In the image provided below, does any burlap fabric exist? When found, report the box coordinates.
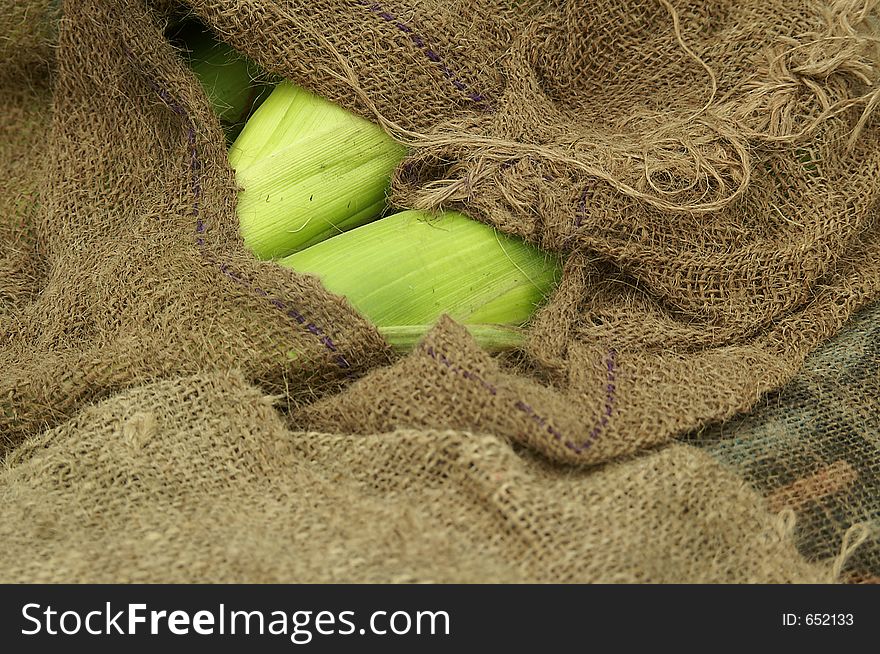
[1,0,878,581]
[0,370,830,583]
[0,0,56,329]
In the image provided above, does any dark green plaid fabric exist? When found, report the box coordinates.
[688,301,880,582]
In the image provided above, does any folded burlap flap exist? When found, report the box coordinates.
[0,370,834,583]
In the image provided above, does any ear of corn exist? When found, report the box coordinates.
[230,81,407,259]
[184,28,271,138]
[280,210,562,349]
[185,35,562,353]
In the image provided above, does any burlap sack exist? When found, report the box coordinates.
[0,370,832,583]
[0,0,878,582]
[2,0,879,466]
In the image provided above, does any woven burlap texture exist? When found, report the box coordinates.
[0,0,878,581]
[0,370,830,583]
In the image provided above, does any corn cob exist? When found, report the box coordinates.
[229,81,407,259]
[280,210,562,351]
[184,35,561,352]
[184,27,271,138]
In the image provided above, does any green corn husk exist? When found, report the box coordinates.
[280,210,562,351]
[184,28,271,138]
[378,324,528,353]
[230,81,407,259]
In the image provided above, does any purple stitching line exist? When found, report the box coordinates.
[355,0,492,111]
[423,344,617,453]
[126,47,351,370]
[424,345,499,396]
[217,264,352,370]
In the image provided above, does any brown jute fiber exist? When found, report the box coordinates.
[0,370,831,583]
[1,0,878,581]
